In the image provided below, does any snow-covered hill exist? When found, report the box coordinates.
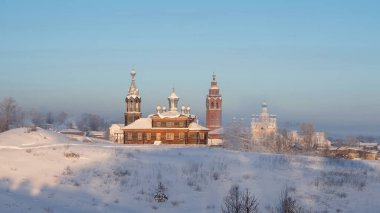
[0,128,379,213]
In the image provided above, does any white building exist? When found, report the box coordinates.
[251,102,277,141]
[109,124,124,143]
[287,131,331,149]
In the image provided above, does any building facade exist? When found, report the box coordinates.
[251,102,277,141]
[123,89,209,144]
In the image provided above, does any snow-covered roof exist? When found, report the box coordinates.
[188,122,209,131]
[359,142,378,147]
[158,111,181,118]
[110,124,124,128]
[123,118,152,130]
[209,127,224,135]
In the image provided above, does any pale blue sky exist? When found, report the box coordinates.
[1,0,379,136]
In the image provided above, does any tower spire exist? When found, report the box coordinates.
[128,68,139,97]
[168,88,179,111]
[125,67,142,126]
[211,72,218,88]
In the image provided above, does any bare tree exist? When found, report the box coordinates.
[222,185,242,213]
[276,187,302,213]
[241,189,259,213]
[222,185,259,213]
[300,123,314,151]
[0,97,18,132]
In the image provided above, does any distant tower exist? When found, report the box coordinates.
[206,72,222,130]
[168,88,180,111]
[124,68,142,126]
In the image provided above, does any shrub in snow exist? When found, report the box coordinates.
[62,166,73,176]
[64,152,80,159]
[276,186,303,213]
[222,184,259,213]
[154,182,168,203]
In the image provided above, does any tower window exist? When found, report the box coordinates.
[211,102,214,109]
[216,102,219,109]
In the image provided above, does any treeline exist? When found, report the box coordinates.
[0,97,109,133]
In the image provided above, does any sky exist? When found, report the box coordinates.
[1,0,379,137]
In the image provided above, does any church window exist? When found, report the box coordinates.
[199,133,205,140]
[216,102,219,109]
[146,133,151,140]
[211,102,214,109]
[166,133,174,140]
[179,132,185,140]
[138,133,143,140]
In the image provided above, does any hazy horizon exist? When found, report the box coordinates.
[1,1,379,137]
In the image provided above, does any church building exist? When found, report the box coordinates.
[120,69,209,145]
[251,102,277,141]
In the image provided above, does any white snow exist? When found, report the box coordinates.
[188,122,209,131]
[1,128,380,213]
[123,118,152,129]
[209,127,224,135]
[157,111,182,118]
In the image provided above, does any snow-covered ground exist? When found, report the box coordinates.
[0,128,379,213]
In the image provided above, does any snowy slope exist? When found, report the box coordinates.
[0,128,380,213]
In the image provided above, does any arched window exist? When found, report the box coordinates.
[211,102,214,109]
[130,99,134,111]
[216,102,219,109]
[128,100,132,111]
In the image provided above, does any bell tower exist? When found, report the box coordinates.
[206,72,222,130]
[124,68,142,126]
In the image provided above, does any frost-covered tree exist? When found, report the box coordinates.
[222,185,242,213]
[0,97,18,132]
[29,110,45,127]
[154,182,168,203]
[57,112,68,125]
[224,118,252,151]
[300,123,314,151]
[77,113,105,131]
[46,112,55,125]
